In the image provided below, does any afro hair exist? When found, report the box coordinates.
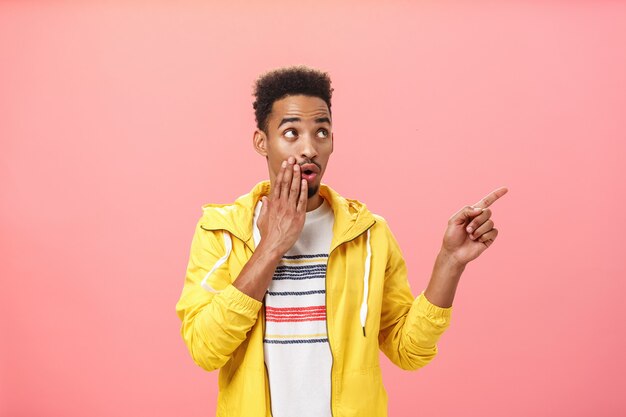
[252,65,334,133]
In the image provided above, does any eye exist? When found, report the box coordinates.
[284,129,297,139]
[317,129,329,138]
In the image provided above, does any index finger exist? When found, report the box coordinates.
[472,186,509,209]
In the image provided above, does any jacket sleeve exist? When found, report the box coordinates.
[175,217,262,372]
[377,220,453,371]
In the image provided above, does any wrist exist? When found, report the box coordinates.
[437,248,467,272]
[256,240,284,263]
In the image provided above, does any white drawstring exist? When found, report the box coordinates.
[200,231,232,293]
[360,228,372,336]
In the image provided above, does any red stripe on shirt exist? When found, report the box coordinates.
[266,316,327,323]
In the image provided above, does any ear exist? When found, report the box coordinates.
[253,129,268,157]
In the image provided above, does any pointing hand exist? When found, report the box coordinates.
[441,187,508,266]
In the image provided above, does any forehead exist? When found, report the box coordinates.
[269,94,330,120]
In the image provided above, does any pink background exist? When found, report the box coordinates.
[1,2,625,416]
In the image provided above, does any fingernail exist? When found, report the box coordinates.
[467,226,473,233]
[281,161,286,168]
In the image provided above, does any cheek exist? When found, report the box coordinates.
[269,159,281,178]
[267,153,289,178]
[267,139,292,159]
[268,144,296,165]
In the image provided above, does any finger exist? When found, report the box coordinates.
[273,160,287,199]
[289,164,302,205]
[472,186,509,209]
[469,219,494,240]
[465,208,492,234]
[449,205,484,226]
[477,228,498,246]
[297,179,308,213]
[281,158,294,199]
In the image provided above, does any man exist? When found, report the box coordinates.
[175,65,507,417]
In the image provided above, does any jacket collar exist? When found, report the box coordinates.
[200,180,376,252]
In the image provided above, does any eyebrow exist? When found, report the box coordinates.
[277,116,331,128]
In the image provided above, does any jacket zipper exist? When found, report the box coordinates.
[250,233,273,417]
[326,221,376,417]
[264,362,273,417]
[325,271,335,417]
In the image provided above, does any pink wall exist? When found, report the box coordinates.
[1,2,625,416]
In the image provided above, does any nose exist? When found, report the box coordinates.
[299,134,318,160]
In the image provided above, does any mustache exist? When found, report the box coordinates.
[298,160,321,170]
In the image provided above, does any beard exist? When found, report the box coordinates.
[307,183,319,198]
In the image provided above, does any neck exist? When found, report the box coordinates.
[306,193,323,212]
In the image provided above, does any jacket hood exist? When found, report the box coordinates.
[200,180,376,254]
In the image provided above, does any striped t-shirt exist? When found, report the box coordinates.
[252,197,334,417]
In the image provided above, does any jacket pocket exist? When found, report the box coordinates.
[337,365,388,417]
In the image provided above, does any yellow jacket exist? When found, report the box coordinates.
[176,180,453,416]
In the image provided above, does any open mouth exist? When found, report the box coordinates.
[300,163,319,181]
[301,171,317,181]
